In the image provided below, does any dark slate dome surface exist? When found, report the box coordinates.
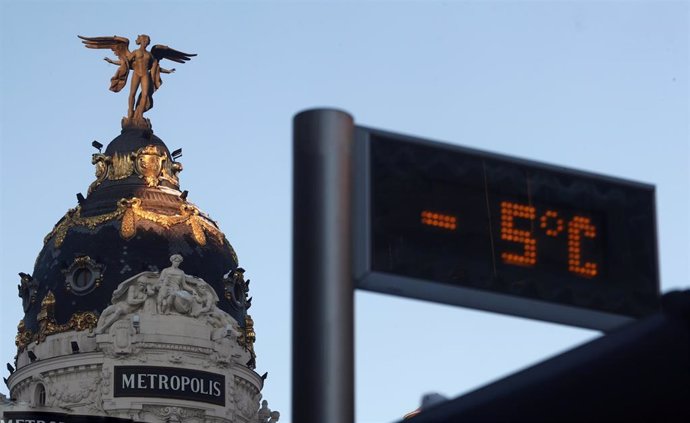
[104,128,167,156]
[22,128,244,335]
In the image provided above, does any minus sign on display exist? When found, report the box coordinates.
[420,210,457,231]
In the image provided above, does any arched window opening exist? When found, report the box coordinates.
[35,383,46,406]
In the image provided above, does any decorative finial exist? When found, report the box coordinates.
[78,34,196,129]
[37,290,56,323]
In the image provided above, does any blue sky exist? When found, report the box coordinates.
[1,1,688,422]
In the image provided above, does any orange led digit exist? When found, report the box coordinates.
[421,210,457,231]
[568,216,598,278]
[500,201,537,267]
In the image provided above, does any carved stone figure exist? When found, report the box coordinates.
[96,255,242,342]
[190,279,217,317]
[257,400,270,422]
[207,308,241,334]
[78,34,195,128]
[96,274,155,334]
[157,254,214,315]
[257,399,280,423]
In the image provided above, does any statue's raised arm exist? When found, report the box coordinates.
[78,34,196,129]
[78,35,131,93]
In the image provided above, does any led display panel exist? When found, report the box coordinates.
[354,127,660,330]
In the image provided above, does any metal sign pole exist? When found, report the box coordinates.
[292,109,355,423]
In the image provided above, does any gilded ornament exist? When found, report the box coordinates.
[44,197,227,248]
[121,199,224,245]
[89,147,182,190]
[43,207,79,246]
[87,153,111,194]
[44,205,125,247]
[240,314,257,368]
[37,290,56,323]
[135,144,166,187]
[84,208,122,229]
[119,198,138,239]
[172,162,183,174]
[67,311,100,332]
[171,162,184,184]
[159,167,179,186]
[189,217,206,245]
[15,320,33,351]
[244,314,256,345]
[158,160,183,187]
[28,300,100,348]
[110,152,135,180]
[130,199,190,227]
[15,332,33,350]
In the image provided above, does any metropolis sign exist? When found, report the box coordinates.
[353,126,660,331]
[114,366,225,406]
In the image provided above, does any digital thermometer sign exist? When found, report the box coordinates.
[354,127,660,331]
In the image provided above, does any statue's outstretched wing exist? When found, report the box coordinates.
[78,35,130,56]
[151,44,196,64]
[149,45,196,92]
[78,35,131,92]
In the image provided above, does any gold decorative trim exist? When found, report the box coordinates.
[15,320,32,351]
[240,314,257,368]
[37,290,56,323]
[33,311,100,347]
[44,198,226,248]
[88,153,111,195]
[43,205,124,247]
[17,292,101,348]
[134,145,166,187]
[165,161,183,186]
[67,311,100,332]
[88,145,183,192]
[110,152,135,180]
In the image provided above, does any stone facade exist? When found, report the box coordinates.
[4,257,278,423]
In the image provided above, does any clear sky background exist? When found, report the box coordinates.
[0,1,688,422]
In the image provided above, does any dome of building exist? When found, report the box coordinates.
[16,127,249,347]
[5,37,277,422]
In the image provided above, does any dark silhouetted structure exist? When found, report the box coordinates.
[404,290,690,423]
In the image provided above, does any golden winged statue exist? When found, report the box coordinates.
[79,34,196,128]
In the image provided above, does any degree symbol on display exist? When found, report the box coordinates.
[540,210,564,237]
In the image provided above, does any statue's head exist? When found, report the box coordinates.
[170,254,183,266]
[136,34,151,47]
